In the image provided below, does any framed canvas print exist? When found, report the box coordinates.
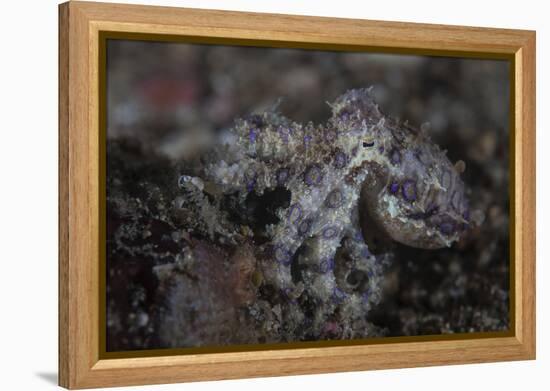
[58,1,536,389]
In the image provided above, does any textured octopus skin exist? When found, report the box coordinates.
[180,88,471,338]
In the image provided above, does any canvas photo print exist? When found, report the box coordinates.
[105,39,510,352]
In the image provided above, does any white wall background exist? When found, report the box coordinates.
[0,0,546,389]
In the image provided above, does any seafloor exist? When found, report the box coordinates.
[106,41,510,351]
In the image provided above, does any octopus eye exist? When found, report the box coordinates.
[362,140,375,148]
[401,179,417,202]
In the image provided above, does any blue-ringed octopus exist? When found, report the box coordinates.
[177,88,472,338]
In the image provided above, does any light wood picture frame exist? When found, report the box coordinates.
[59,1,536,389]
